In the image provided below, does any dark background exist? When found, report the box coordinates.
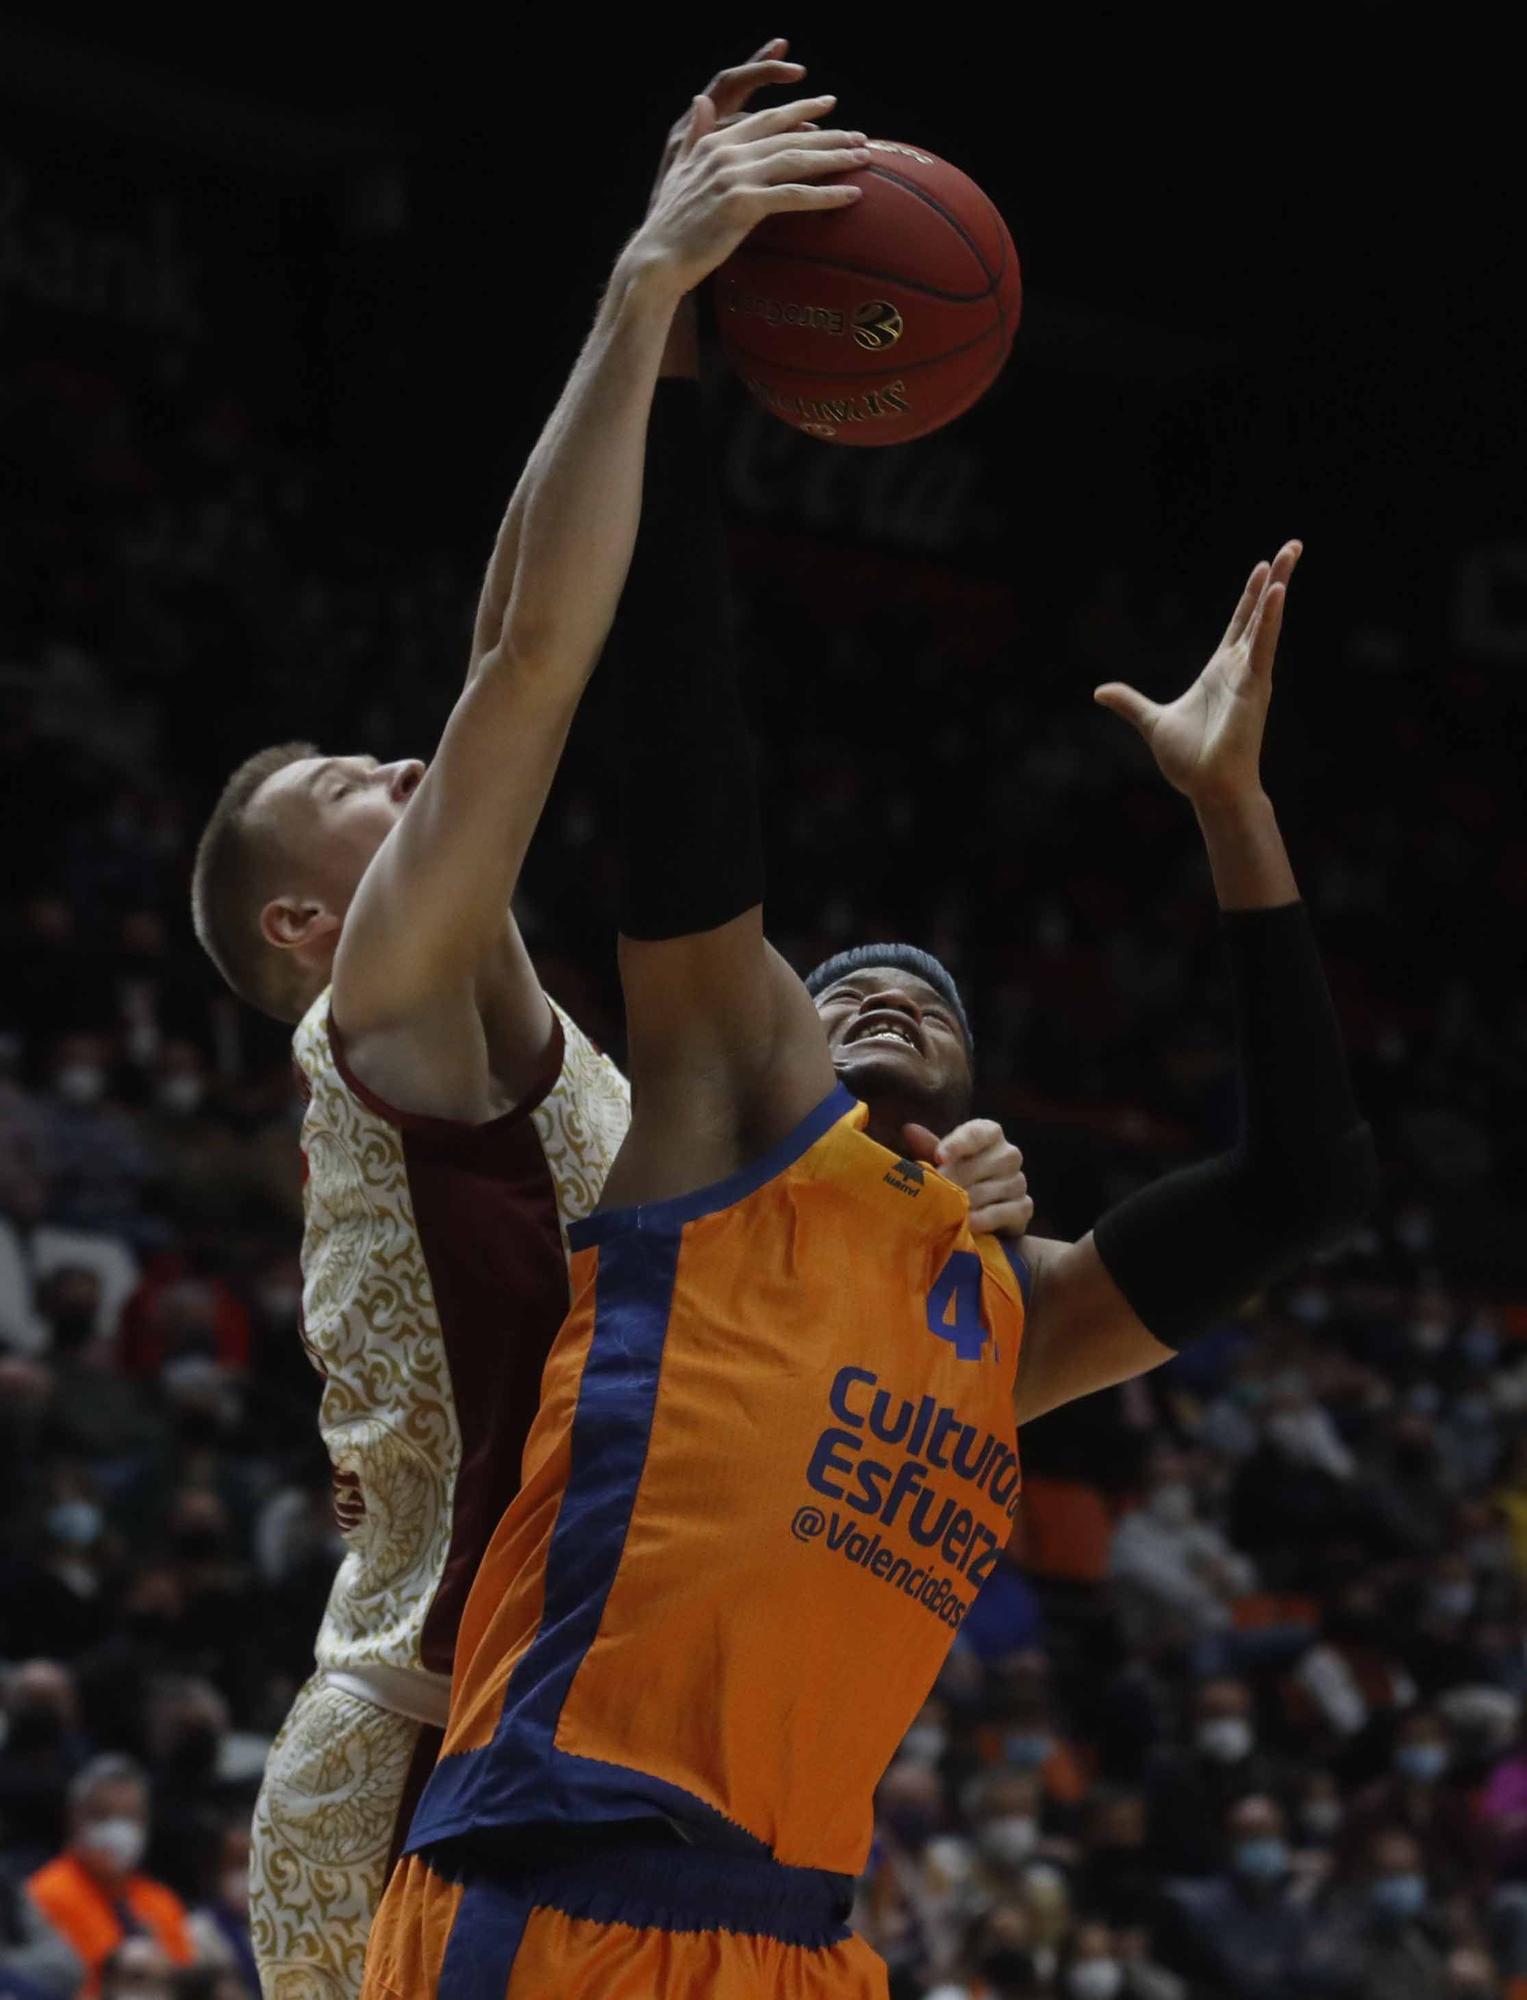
[2,8,1526,1998]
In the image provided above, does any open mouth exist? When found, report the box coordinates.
[842,1013,924,1058]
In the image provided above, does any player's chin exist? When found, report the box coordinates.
[833,1044,935,1101]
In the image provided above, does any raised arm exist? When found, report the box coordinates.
[1014,543,1378,1424]
[334,81,865,1043]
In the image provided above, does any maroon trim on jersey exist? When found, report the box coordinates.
[321,999,585,1674]
[406,1106,574,1674]
[325,1005,565,1165]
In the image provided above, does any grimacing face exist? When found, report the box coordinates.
[813,966,973,1130]
[255,754,425,930]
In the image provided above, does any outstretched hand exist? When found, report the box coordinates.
[1094,540,1302,806]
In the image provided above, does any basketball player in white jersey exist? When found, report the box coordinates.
[190,45,1031,2000]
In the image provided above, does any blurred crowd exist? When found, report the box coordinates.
[2,312,1524,2000]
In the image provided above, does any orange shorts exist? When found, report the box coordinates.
[361,1837,888,2000]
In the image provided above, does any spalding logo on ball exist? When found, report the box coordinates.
[713,139,1021,446]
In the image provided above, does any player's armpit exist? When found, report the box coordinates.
[602,927,836,1206]
[1013,1233,1175,1426]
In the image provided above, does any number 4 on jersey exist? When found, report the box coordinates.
[926,1250,989,1362]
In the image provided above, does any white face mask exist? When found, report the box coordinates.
[900,1724,948,1767]
[157,1074,205,1116]
[1197,1716,1254,1764]
[1069,1961,1124,2000]
[979,1814,1039,1867]
[56,1063,106,1106]
[79,1816,146,1873]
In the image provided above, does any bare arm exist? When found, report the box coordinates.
[335,83,860,1045]
[333,260,676,1038]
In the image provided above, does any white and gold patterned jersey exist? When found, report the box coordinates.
[291,993,629,1718]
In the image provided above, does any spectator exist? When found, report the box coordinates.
[1059,1917,1185,2000]
[1074,1790,1158,1934]
[185,1823,256,1999]
[1109,1447,1255,1654]
[1143,1676,1288,1876]
[925,1904,1043,2000]
[25,1755,195,1996]
[1339,1708,1486,1895]
[98,1937,176,2000]
[1159,1794,1319,2000]
[0,1662,84,1870]
[1311,1827,1449,2000]
[1286,1581,1419,1770]
[0,1853,82,2000]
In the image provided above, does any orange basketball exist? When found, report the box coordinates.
[712,138,1021,446]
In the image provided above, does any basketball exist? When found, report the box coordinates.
[712,138,1021,446]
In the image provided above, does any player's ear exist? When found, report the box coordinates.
[261,895,340,957]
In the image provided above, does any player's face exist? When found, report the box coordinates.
[260,753,425,913]
[814,967,974,1130]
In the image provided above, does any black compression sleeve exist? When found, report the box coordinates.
[613,378,763,942]
[1091,902,1378,1349]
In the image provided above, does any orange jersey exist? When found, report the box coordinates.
[406,1084,1027,1878]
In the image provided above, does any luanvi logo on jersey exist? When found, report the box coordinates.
[883,1158,925,1199]
[852,300,903,350]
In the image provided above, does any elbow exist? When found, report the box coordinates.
[473,624,591,701]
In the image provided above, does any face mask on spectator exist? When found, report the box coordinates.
[979,1814,1039,1867]
[1067,1961,1124,2000]
[1300,1798,1343,1841]
[901,1724,947,1766]
[1234,1836,1289,1883]
[49,1500,103,1548]
[260,1283,302,1325]
[1147,1482,1193,1528]
[1395,1742,1449,1784]
[1461,1319,1500,1369]
[221,1870,249,1912]
[1197,1716,1254,1764]
[78,1816,147,1872]
[1395,1210,1433,1254]
[1287,1284,1331,1325]
[1429,1581,1475,1622]
[1410,1315,1449,1355]
[156,1074,205,1116]
[1370,1873,1427,1922]
[55,1062,106,1105]
[1003,1732,1052,1770]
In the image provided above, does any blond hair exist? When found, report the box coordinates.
[190,741,318,1022]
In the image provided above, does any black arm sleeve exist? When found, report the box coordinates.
[1091,901,1378,1349]
[613,378,764,942]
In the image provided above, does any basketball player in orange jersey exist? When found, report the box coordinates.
[188,43,1031,2000]
[360,144,1378,2000]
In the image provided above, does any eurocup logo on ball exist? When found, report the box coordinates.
[713,136,1022,445]
[852,302,903,351]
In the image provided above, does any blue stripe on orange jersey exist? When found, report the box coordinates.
[408,1082,1025,1875]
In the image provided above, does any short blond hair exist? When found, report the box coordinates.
[191,741,318,1022]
